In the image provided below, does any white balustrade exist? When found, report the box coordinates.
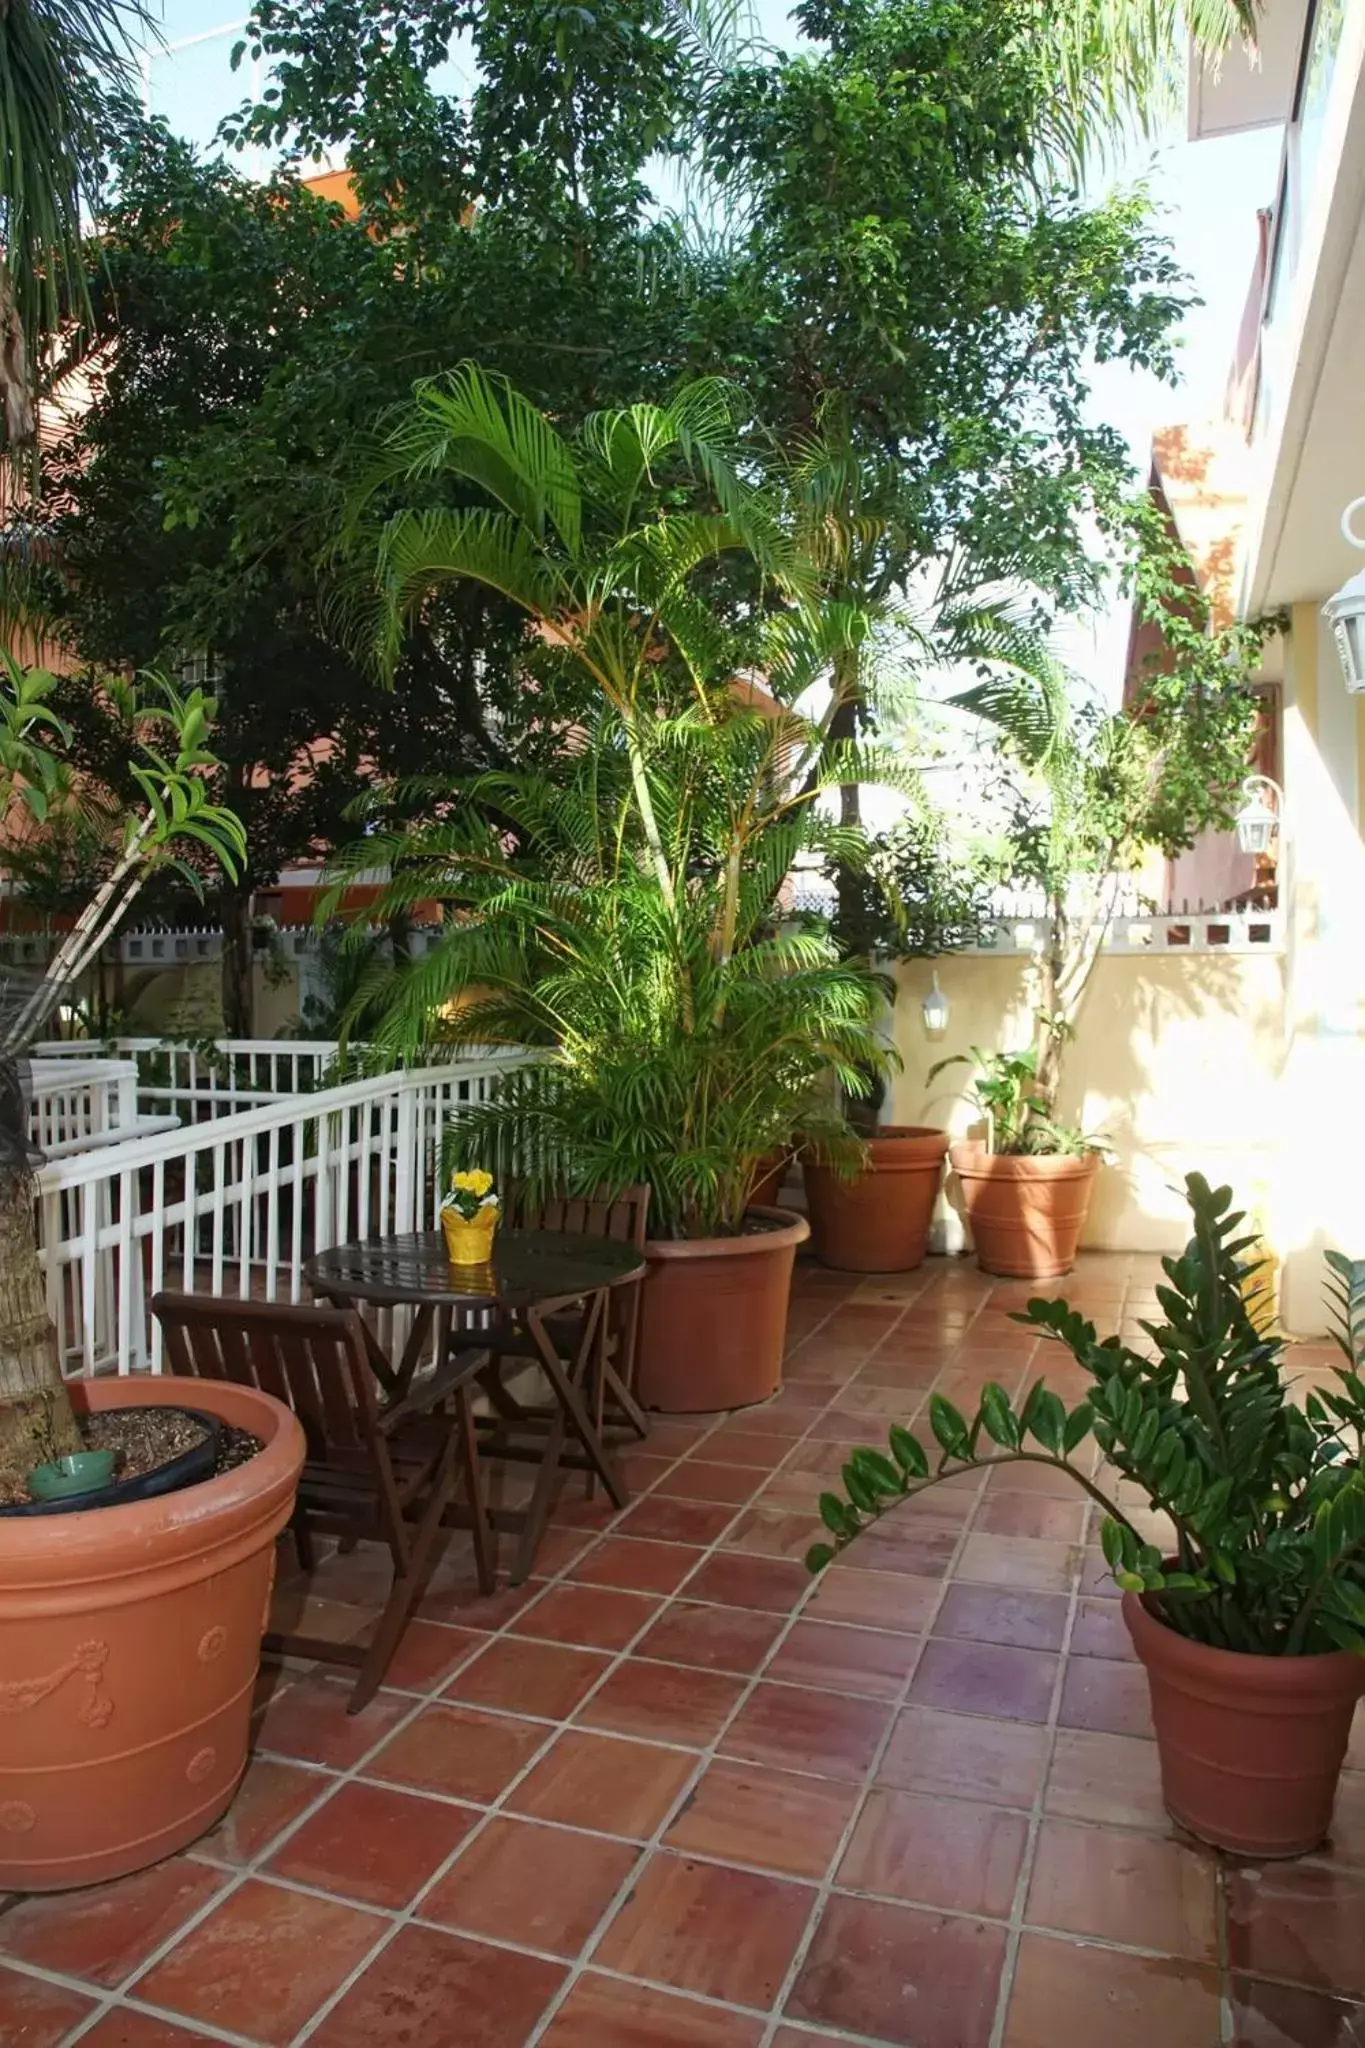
[35,1050,531,1379]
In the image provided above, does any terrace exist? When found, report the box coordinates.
[2,1251,1360,2048]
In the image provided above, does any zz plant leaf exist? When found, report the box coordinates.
[806,1173,1365,1658]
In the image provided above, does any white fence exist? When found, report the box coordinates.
[36,1050,530,1378]
[28,1059,141,1159]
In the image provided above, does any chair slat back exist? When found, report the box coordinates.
[152,1292,378,1460]
[509,1182,650,1249]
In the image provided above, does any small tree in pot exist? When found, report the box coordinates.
[809,1173,1365,1857]
[935,528,1273,1277]
[329,367,902,1410]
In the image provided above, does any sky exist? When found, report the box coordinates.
[140,0,1285,715]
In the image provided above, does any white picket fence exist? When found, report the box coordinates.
[35,1049,531,1378]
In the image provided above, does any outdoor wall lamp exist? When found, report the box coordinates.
[1235,774,1284,856]
[921,970,950,1039]
[1324,497,1365,694]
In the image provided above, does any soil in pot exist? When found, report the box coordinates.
[637,1205,810,1414]
[0,1407,262,1517]
[803,1126,948,1273]
[1123,1589,1365,1857]
[950,1141,1099,1280]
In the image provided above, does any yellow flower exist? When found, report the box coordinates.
[450,1169,494,1197]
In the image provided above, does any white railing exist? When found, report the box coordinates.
[28,1059,141,1157]
[36,1050,532,1378]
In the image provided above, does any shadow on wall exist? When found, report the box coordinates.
[890,949,1286,1266]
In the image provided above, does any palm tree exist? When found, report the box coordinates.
[1041,0,1263,167]
[0,0,149,447]
[329,367,910,1233]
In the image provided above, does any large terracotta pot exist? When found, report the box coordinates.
[1123,1590,1365,1857]
[637,1206,810,1413]
[747,1149,791,1211]
[0,1374,305,1892]
[803,1126,948,1273]
[949,1141,1099,1279]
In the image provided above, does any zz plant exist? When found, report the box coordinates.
[809,1174,1365,1658]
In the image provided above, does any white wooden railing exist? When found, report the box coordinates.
[35,1050,531,1378]
[28,1059,141,1158]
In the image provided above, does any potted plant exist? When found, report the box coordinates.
[809,1173,1365,1858]
[802,812,996,1273]
[0,662,306,1891]
[331,368,897,1411]
[932,1034,1104,1279]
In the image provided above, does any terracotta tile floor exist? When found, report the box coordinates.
[5,1252,1365,2048]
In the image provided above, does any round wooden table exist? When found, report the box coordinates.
[305,1229,648,1580]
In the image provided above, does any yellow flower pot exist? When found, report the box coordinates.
[441,1207,499,1265]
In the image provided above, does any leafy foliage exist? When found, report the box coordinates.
[809,1173,1365,1659]
[829,810,998,961]
[328,370,901,1237]
[928,1038,1097,1158]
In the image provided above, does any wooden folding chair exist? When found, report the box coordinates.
[503,1181,651,1420]
[152,1291,496,1713]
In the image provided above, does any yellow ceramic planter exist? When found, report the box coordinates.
[441,1208,499,1265]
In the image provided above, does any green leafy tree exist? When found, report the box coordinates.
[810,1173,1365,1659]
[0,661,243,1488]
[327,369,905,1234]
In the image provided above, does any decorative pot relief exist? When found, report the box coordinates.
[0,1640,113,1729]
[197,1625,228,1664]
[185,1747,217,1784]
[0,1802,36,1834]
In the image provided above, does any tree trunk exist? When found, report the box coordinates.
[827,688,863,939]
[0,1168,79,1486]
[220,887,255,1040]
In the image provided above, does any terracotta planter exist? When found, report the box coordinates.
[1123,1590,1365,1857]
[803,1126,948,1273]
[0,1374,305,1892]
[747,1149,791,1211]
[637,1206,810,1413]
[949,1141,1099,1280]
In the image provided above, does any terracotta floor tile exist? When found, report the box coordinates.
[877,1706,1049,1809]
[1227,1863,1365,1998]
[645,1421,720,1457]
[974,1492,1089,1542]
[445,1636,612,1719]
[690,1429,799,1468]
[617,1497,739,1545]
[683,1554,811,1613]
[986,1461,1087,1500]
[653,1460,767,1505]
[664,1758,858,1879]
[766,1618,920,1699]
[422,1817,638,1956]
[529,1524,600,1574]
[569,1536,707,1596]
[1044,1727,1168,1831]
[850,1525,959,1579]
[379,1620,484,1692]
[594,1850,813,2007]
[934,1584,1069,1654]
[725,1507,823,1563]
[1230,1975,1365,2045]
[806,1566,938,1634]
[636,1601,786,1674]
[418,1577,547,1632]
[76,2012,218,2048]
[365,1702,547,1803]
[0,1967,95,2047]
[193,1755,328,1865]
[130,1878,381,2045]
[787,1891,1006,2048]
[252,1671,412,1768]
[1003,1932,1222,2048]
[540,1972,765,2046]
[1070,1597,1138,1660]
[957,1533,1080,1594]
[575,1659,745,1745]
[908,1637,1058,1723]
[506,1729,696,1838]
[266,1779,479,1908]
[1057,1657,1154,1739]
[838,1788,1029,1918]
[722,1683,891,1781]
[307,1922,565,2048]
[515,1583,663,1651]
[0,1857,227,1987]
[1027,1819,1217,1961]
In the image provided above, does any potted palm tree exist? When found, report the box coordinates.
[810,1173,1365,1858]
[330,367,898,1409]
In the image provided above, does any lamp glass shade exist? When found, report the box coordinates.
[1325,569,1365,694]
[1235,796,1277,857]
[921,986,950,1038]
